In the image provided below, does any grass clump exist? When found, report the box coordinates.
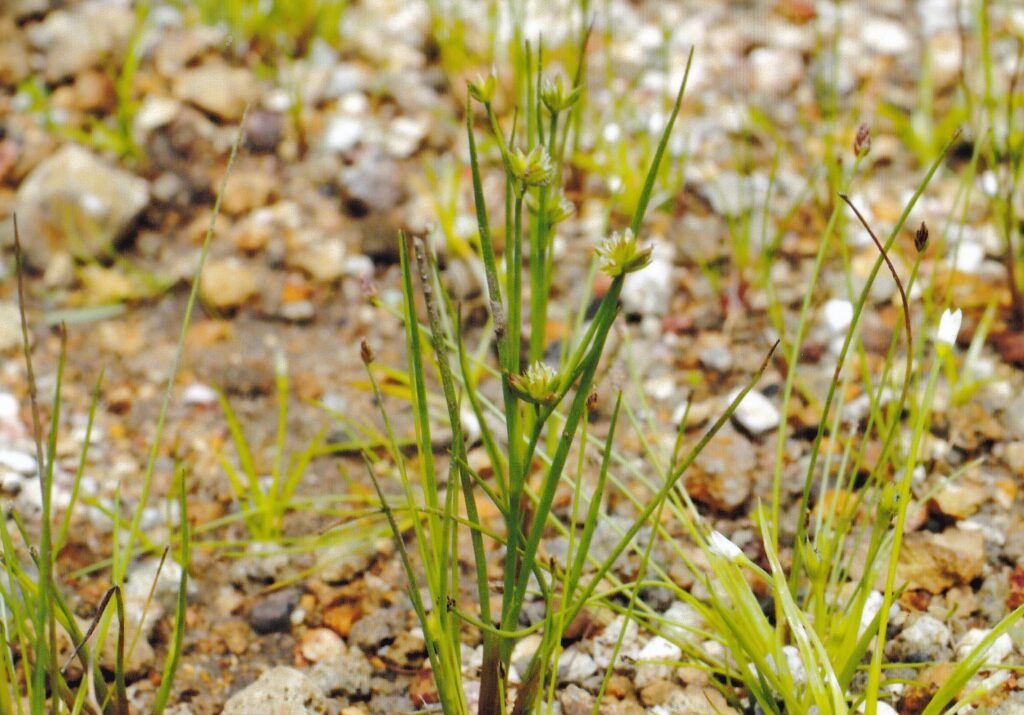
[353,32,792,712]
[216,352,325,543]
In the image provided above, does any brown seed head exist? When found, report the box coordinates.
[915,221,929,253]
[360,339,375,365]
[853,124,871,157]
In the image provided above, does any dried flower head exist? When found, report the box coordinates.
[508,145,554,187]
[595,228,652,277]
[853,124,871,156]
[915,221,929,253]
[509,361,559,404]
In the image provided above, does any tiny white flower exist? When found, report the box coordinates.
[707,530,743,561]
[936,308,962,348]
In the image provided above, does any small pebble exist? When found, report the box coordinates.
[0,448,36,475]
[728,389,780,434]
[183,382,218,406]
[956,628,1014,663]
[249,587,301,634]
[299,627,346,663]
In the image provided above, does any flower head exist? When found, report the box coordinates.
[526,189,575,224]
[509,361,559,404]
[936,308,962,350]
[508,145,554,187]
[595,228,652,277]
[707,530,744,562]
[540,74,582,114]
[468,71,497,103]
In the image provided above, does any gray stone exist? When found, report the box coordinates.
[316,540,375,583]
[339,148,405,212]
[898,614,951,662]
[592,615,640,671]
[248,587,300,634]
[24,2,135,82]
[222,667,329,715]
[309,647,372,698]
[559,684,595,715]
[5,145,149,269]
[349,607,398,651]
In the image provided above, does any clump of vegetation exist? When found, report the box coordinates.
[359,32,1024,715]
[183,0,347,59]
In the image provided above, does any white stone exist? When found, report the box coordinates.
[385,116,428,158]
[823,299,854,334]
[950,241,985,273]
[749,47,804,95]
[183,383,218,406]
[556,648,598,684]
[728,389,780,434]
[322,115,364,154]
[0,448,36,475]
[639,635,682,662]
[860,18,912,55]
[782,645,805,684]
[956,628,1014,664]
[857,701,898,715]
[0,392,18,422]
[510,634,542,679]
[662,601,705,643]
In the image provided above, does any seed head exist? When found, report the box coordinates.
[914,221,929,253]
[853,124,871,156]
[360,339,375,365]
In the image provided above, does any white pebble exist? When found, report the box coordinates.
[639,636,682,662]
[0,448,37,475]
[183,382,218,406]
[822,299,854,334]
[956,628,1014,664]
[728,389,780,434]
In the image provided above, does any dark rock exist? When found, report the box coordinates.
[248,587,300,634]
[245,109,284,153]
